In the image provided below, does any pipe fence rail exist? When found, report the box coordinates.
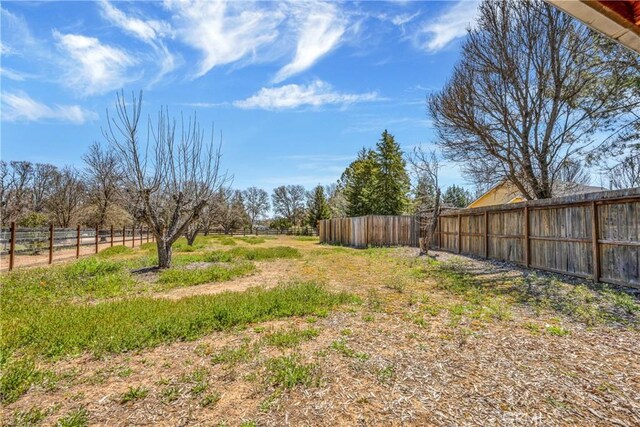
[319,187,640,289]
[1,224,317,271]
[1,223,153,271]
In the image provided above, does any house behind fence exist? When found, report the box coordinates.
[318,187,640,289]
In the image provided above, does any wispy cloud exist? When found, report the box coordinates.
[178,101,229,108]
[0,67,34,81]
[53,30,137,95]
[99,0,170,43]
[273,2,346,83]
[165,0,283,78]
[391,12,420,27]
[343,116,432,134]
[99,0,176,83]
[234,80,379,110]
[1,7,38,56]
[415,0,479,52]
[1,92,97,124]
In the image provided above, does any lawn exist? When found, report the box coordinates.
[1,235,639,426]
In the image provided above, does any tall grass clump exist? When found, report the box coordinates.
[97,245,135,257]
[236,236,265,245]
[229,246,301,261]
[1,257,136,305]
[1,282,357,360]
[158,262,256,287]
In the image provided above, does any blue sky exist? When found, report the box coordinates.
[1,0,480,193]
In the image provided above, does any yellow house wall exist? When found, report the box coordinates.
[467,182,523,208]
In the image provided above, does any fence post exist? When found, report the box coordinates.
[484,211,489,258]
[524,205,530,268]
[146,227,149,243]
[140,227,143,245]
[437,216,441,249]
[95,224,99,254]
[110,225,114,247]
[591,201,600,282]
[457,214,462,254]
[122,226,126,245]
[49,223,54,264]
[76,225,81,258]
[9,221,16,271]
[132,225,135,248]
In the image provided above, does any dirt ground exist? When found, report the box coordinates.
[3,237,640,426]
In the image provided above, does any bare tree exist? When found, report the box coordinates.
[409,147,441,256]
[271,185,306,226]
[104,91,228,268]
[325,183,347,218]
[429,0,640,200]
[82,142,124,228]
[217,189,248,234]
[47,167,85,227]
[0,161,10,225]
[31,163,58,213]
[3,161,33,223]
[243,187,270,232]
[607,149,640,189]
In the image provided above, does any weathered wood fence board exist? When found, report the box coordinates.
[318,188,640,288]
[319,215,419,248]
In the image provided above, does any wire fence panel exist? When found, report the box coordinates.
[1,224,314,271]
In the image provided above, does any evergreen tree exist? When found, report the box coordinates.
[307,185,331,226]
[340,148,378,216]
[372,130,409,215]
[442,185,472,208]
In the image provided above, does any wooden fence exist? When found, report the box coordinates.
[318,215,420,248]
[318,187,640,288]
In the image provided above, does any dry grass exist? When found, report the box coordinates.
[2,236,639,426]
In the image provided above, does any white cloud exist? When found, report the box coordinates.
[53,30,137,95]
[0,67,31,81]
[165,0,283,78]
[99,1,175,83]
[416,0,479,52]
[233,80,378,110]
[1,7,38,56]
[273,2,346,83]
[1,92,96,124]
[99,0,171,43]
[391,12,420,27]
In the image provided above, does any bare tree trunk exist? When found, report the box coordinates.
[420,188,441,256]
[157,239,173,269]
[420,188,440,255]
[185,224,200,246]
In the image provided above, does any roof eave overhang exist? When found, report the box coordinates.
[546,0,640,53]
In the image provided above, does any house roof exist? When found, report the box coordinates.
[467,180,606,208]
[546,0,640,53]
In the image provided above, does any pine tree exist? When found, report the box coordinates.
[307,185,331,226]
[372,130,409,215]
[340,148,378,216]
[442,185,472,208]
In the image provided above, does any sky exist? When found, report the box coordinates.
[0,0,480,193]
